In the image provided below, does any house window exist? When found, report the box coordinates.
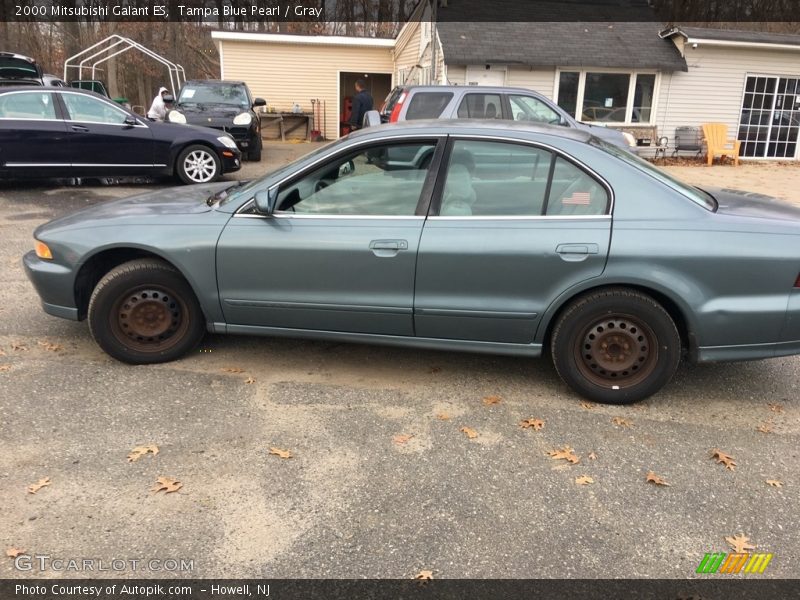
[557,72,579,118]
[556,70,657,124]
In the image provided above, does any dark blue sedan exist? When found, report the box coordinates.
[0,87,241,184]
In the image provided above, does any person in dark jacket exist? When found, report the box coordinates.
[348,79,373,130]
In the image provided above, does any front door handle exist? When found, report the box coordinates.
[71,125,89,132]
[369,239,408,257]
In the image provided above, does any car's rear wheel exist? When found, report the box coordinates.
[551,288,681,404]
[88,259,205,364]
[176,144,221,184]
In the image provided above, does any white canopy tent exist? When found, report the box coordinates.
[63,35,186,97]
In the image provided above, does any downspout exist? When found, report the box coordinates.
[431,0,437,84]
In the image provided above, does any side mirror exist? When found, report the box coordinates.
[253,98,266,108]
[254,188,278,216]
[362,110,381,128]
[338,160,355,177]
[123,116,138,127]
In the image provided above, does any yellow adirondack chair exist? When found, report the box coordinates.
[702,123,741,166]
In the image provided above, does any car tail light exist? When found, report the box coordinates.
[389,91,407,123]
[795,273,800,288]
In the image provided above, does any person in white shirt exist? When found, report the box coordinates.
[147,86,169,121]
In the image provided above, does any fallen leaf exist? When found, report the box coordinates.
[547,446,580,464]
[519,418,544,430]
[11,342,27,351]
[580,402,595,410]
[766,479,783,488]
[460,427,478,439]
[756,423,773,434]
[768,403,784,413]
[127,444,159,462]
[711,448,737,471]
[150,477,182,494]
[0,349,6,356]
[269,447,293,459]
[414,570,434,580]
[6,547,26,559]
[588,452,598,461]
[725,534,755,554]
[27,477,51,494]
[37,340,62,352]
[436,412,450,421]
[575,475,594,485]
[222,367,245,373]
[646,471,671,486]
[244,376,256,384]
[611,416,633,428]
[482,395,502,406]
[393,434,414,445]
[0,364,11,372]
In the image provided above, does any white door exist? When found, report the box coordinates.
[465,66,506,87]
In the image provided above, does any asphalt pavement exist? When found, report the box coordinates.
[0,146,798,580]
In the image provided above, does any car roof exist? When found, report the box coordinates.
[350,118,594,144]
[183,80,247,86]
[0,85,114,101]
[396,85,548,95]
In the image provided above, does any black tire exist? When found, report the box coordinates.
[248,137,262,162]
[88,259,205,364]
[550,288,681,404]
[175,144,221,185]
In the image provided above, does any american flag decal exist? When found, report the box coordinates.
[563,191,591,205]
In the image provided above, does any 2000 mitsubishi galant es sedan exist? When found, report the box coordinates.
[24,121,800,404]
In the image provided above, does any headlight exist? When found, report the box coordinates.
[622,132,637,147]
[217,136,237,149]
[167,111,186,124]
[233,112,252,126]
[35,240,52,260]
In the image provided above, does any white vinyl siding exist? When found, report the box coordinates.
[506,68,557,98]
[656,44,800,157]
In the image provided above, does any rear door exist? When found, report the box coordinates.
[414,137,612,344]
[0,90,70,176]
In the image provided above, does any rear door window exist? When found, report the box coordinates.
[0,91,57,120]
[457,93,503,119]
[405,92,453,120]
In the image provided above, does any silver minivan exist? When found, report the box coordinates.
[380,85,638,152]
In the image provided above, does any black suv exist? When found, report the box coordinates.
[170,80,266,161]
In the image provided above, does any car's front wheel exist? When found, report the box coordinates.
[88,259,205,364]
[248,136,262,162]
[550,288,681,404]
[176,144,221,184]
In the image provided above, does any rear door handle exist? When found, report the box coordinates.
[556,243,599,262]
[71,125,89,132]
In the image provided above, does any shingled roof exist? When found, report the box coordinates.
[436,21,687,71]
[660,26,800,48]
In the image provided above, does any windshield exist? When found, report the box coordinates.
[178,82,250,108]
[218,139,347,207]
[590,137,717,211]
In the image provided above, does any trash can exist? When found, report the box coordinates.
[113,97,131,110]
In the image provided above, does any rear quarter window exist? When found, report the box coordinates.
[405,92,453,120]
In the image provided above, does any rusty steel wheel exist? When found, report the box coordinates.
[88,259,205,364]
[551,288,681,405]
[109,287,189,353]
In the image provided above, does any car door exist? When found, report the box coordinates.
[414,137,612,344]
[0,90,70,176]
[216,137,443,335]
[60,91,155,176]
